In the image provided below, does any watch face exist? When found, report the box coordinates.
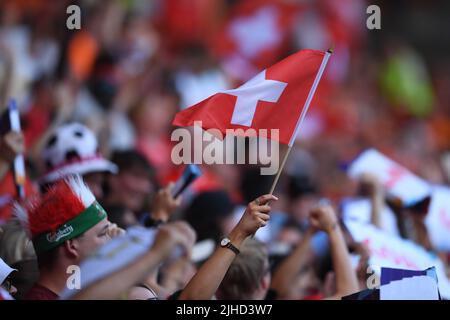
[221,238,230,246]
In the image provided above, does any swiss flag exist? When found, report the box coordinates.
[173,49,330,145]
[213,0,299,72]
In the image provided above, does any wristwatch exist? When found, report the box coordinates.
[220,237,240,255]
[144,216,164,228]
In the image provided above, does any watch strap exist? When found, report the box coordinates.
[223,241,240,255]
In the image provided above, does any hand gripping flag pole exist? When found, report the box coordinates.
[268,48,333,195]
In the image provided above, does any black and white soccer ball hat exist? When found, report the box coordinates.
[39,122,118,184]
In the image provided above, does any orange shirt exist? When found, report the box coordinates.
[0,171,37,223]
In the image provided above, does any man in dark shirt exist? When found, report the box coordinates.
[25,283,58,300]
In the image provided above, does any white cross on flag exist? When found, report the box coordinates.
[173,49,331,146]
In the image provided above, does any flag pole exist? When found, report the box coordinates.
[269,145,292,195]
[268,48,333,195]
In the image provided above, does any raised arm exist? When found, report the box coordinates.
[71,221,195,300]
[148,182,182,224]
[178,194,278,300]
[359,173,384,228]
[270,228,314,298]
[0,131,25,181]
[309,205,359,299]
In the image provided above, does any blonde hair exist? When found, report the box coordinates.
[217,238,269,300]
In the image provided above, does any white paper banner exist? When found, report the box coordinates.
[344,220,450,299]
[348,149,431,206]
[8,100,26,199]
[380,274,439,300]
[425,185,450,252]
[341,197,400,237]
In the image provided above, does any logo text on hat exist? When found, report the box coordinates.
[46,225,74,243]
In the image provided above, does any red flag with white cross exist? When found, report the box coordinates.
[172,49,331,146]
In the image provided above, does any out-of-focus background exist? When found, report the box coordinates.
[1,0,449,197]
[0,0,450,300]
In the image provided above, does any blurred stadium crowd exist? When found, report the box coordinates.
[0,0,449,300]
